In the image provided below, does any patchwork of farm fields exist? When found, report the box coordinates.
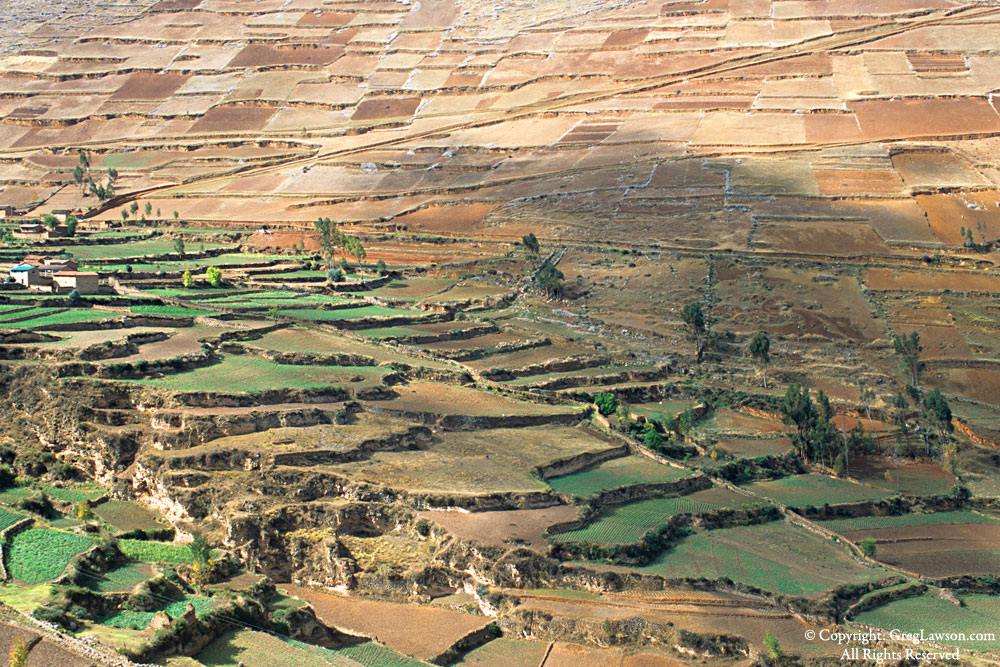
[6,0,1000,658]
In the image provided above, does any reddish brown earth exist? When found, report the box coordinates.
[280,586,491,661]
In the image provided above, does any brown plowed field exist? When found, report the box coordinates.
[352,97,422,121]
[110,73,190,100]
[279,586,491,661]
[189,106,276,134]
[842,524,1000,576]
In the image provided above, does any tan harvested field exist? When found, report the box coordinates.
[280,586,491,661]
[324,426,617,495]
[419,505,579,552]
[251,326,455,370]
[368,382,580,419]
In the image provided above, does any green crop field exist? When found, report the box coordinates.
[818,511,1000,533]
[855,593,1000,649]
[84,561,153,593]
[197,290,301,302]
[0,487,32,505]
[332,641,431,667]
[144,288,241,297]
[0,304,30,313]
[65,239,229,260]
[7,529,92,583]
[94,501,165,534]
[637,522,883,596]
[0,508,24,532]
[547,456,693,498]
[0,309,117,329]
[740,474,894,507]
[454,638,549,667]
[197,630,429,667]
[126,356,388,392]
[119,539,197,564]
[40,483,104,503]
[355,326,419,338]
[278,305,415,321]
[103,596,217,630]
[0,307,57,322]
[551,487,751,545]
[129,305,218,318]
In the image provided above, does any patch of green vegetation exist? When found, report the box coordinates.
[39,483,104,503]
[65,239,229,260]
[0,309,117,329]
[740,474,893,507]
[119,539,197,564]
[547,457,692,498]
[84,561,152,593]
[122,356,387,393]
[855,593,1000,649]
[94,501,166,534]
[278,305,414,321]
[637,523,882,596]
[7,529,92,583]
[103,596,218,630]
[818,511,1000,533]
[129,305,218,318]
[0,307,57,322]
[0,507,25,531]
[551,493,743,545]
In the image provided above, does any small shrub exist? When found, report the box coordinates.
[595,392,618,416]
[860,537,877,559]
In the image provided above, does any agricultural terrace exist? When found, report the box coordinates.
[0,508,23,532]
[119,539,204,564]
[281,585,491,662]
[740,474,895,507]
[452,638,549,667]
[828,513,1000,577]
[550,487,752,545]
[855,593,1000,650]
[637,523,886,596]
[276,305,417,321]
[326,426,619,495]
[40,483,104,503]
[120,356,390,393]
[546,456,693,498]
[198,630,431,667]
[0,309,115,329]
[84,562,155,593]
[848,456,956,496]
[103,596,218,630]
[366,382,579,418]
[93,500,168,534]
[61,239,229,260]
[7,529,92,583]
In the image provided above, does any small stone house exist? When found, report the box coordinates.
[52,270,100,294]
[13,224,46,240]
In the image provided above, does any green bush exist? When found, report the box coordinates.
[595,392,618,416]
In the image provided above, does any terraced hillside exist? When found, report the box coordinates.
[2,0,1000,665]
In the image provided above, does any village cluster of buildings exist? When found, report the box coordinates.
[8,255,100,294]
